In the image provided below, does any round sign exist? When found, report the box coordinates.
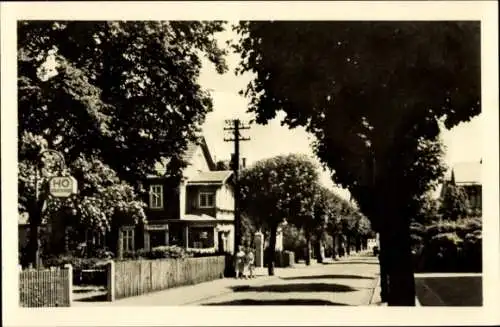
[49,176,78,197]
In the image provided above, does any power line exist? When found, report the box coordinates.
[223,119,250,260]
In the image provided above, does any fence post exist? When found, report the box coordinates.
[106,261,115,301]
[64,264,73,306]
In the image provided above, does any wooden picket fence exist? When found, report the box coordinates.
[113,256,225,300]
[19,266,72,307]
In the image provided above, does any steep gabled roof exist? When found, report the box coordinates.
[149,136,216,177]
[184,137,216,171]
[446,161,482,185]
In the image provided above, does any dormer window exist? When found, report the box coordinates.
[149,184,163,209]
[199,192,215,208]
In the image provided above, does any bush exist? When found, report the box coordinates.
[282,224,306,261]
[42,255,108,270]
[150,245,192,259]
[119,246,192,260]
[118,246,222,260]
[186,248,217,257]
[413,217,482,273]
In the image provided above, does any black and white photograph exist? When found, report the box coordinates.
[2,1,499,326]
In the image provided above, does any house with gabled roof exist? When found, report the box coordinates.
[119,137,236,255]
[440,160,482,215]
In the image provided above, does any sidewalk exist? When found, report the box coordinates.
[74,270,280,306]
[74,252,379,306]
[369,275,422,306]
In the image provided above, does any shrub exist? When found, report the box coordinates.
[282,224,307,261]
[148,245,192,259]
[414,217,482,273]
[186,248,217,257]
[42,255,107,270]
[118,246,223,260]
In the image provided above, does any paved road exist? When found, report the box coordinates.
[74,254,380,306]
[193,255,380,306]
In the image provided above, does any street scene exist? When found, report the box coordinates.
[13,13,485,312]
[75,254,381,306]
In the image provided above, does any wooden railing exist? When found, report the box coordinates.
[19,265,72,307]
[111,256,225,300]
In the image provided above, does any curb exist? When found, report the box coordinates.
[368,276,422,307]
[368,275,382,306]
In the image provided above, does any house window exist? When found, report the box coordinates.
[149,184,163,209]
[189,227,214,248]
[121,228,135,252]
[199,192,215,208]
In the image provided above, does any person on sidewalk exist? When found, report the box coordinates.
[235,246,246,279]
[245,247,255,278]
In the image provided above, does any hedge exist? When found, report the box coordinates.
[412,217,482,272]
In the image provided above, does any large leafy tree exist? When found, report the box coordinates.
[412,192,442,225]
[293,184,346,264]
[18,21,228,265]
[239,154,320,275]
[234,21,479,305]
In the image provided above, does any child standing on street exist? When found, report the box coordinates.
[235,246,246,279]
[246,248,255,278]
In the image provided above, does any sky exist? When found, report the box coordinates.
[198,26,482,201]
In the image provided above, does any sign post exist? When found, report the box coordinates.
[49,176,78,198]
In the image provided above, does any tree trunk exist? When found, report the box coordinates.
[331,233,337,259]
[337,235,344,257]
[378,231,389,303]
[346,234,351,256]
[385,219,416,306]
[27,204,43,268]
[305,231,311,265]
[355,235,361,252]
[316,240,323,264]
[267,224,277,276]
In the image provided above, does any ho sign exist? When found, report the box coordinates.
[49,176,78,198]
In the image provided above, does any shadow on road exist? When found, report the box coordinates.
[203,299,349,306]
[74,293,108,302]
[281,274,374,281]
[322,260,379,265]
[231,282,357,293]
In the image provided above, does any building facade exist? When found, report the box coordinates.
[120,137,236,255]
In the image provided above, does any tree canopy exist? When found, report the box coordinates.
[240,153,320,230]
[239,153,320,274]
[440,183,470,221]
[234,21,479,222]
[18,21,227,262]
[19,21,227,183]
[234,21,480,305]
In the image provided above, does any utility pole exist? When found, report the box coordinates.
[224,119,250,256]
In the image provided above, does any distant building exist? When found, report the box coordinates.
[440,160,482,214]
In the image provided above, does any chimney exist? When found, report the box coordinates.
[241,158,246,169]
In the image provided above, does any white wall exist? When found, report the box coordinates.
[216,183,234,211]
